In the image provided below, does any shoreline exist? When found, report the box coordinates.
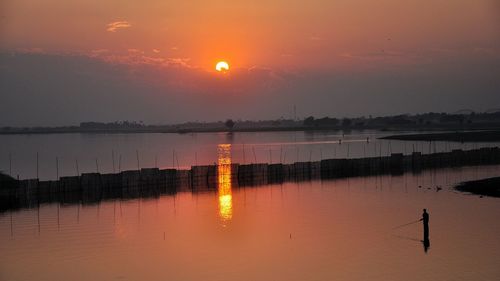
[2,125,500,136]
[381,130,500,142]
[0,123,500,136]
[455,177,500,198]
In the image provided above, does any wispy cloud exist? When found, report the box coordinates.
[89,49,109,57]
[17,48,45,54]
[127,48,143,54]
[106,21,131,32]
[309,34,323,41]
[165,57,191,67]
[339,50,427,65]
[86,48,193,68]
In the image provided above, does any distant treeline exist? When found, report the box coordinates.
[302,111,500,128]
[2,111,500,134]
[80,121,146,129]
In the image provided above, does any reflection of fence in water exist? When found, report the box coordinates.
[2,147,500,213]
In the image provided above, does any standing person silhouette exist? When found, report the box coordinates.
[420,209,430,252]
[420,209,429,238]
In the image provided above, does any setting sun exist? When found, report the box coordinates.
[215,61,229,72]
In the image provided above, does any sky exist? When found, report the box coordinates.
[1,0,500,126]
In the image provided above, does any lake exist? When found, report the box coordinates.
[1,130,498,180]
[1,131,500,280]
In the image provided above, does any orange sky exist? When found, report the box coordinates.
[0,0,499,125]
[2,0,499,71]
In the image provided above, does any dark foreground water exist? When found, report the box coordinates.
[1,165,500,281]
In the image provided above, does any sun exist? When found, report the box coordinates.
[215,61,230,72]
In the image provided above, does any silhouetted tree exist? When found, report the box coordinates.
[342,118,352,127]
[304,116,315,126]
[225,119,235,130]
[316,117,338,127]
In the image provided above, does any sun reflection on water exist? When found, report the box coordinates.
[217,144,233,225]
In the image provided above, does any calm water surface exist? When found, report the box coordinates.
[1,130,499,180]
[1,164,500,281]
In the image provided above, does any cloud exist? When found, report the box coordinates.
[338,50,431,69]
[106,21,131,32]
[16,48,45,54]
[0,52,294,125]
[4,44,500,126]
[89,49,109,57]
[309,34,323,41]
[127,48,143,54]
[87,48,193,68]
[165,57,191,67]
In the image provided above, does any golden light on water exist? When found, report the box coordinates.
[217,144,233,224]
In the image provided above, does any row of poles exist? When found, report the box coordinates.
[4,149,185,180]
[3,140,478,180]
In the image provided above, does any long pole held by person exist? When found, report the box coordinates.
[393,209,430,232]
[392,219,421,230]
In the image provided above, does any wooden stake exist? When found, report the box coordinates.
[36,152,39,179]
[280,146,283,163]
[112,150,116,173]
[56,157,59,180]
[242,144,246,164]
[118,154,122,172]
[136,150,140,170]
